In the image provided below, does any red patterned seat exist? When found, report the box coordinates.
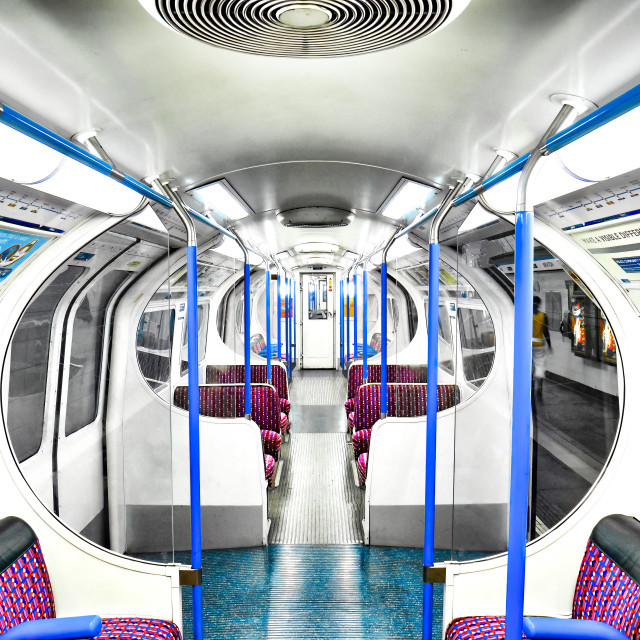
[344,364,428,417]
[445,515,640,640]
[0,517,182,640]
[264,454,276,485]
[174,384,282,478]
[206,364,291,426]
[356,453,368,485]
[350,384,383,434]
[352,428,371,456]
[261,429,282,459]
[351,383,460,481]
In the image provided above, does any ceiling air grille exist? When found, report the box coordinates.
[152,0,454,58]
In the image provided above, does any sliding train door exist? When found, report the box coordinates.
[301,272,335,368]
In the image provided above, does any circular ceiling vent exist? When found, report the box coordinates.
[141,0,469,58]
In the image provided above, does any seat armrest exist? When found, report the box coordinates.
[1,615,102,640]
[524,617,629,640]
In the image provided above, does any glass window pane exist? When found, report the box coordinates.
[136,308,175,390]
[65,270,130,436]
[180,304,209,375]
[7,266,85,461]
[458,306,495,386]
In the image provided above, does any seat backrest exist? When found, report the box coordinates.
[353,383,460,429]
[572,514,640,638]
[205,364,288,400]
[347,364,384,401]
[353,383,382,432]
[346,365,429,402]
[390,384,460,416]
[0,517,55,634]
[394,365,428,384]
[347,363,363,400]
[174,384,278,432]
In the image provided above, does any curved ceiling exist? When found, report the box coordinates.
[1,0,640,260]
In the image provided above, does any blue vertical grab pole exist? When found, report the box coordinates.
[353,272,358,362]
[266,266,272,383]
[287,278,293,377]
[420,180,466,640]
[244,260,251,418]
[277,272,282,361]
[423,241,440,640]
[294,279,297,368]
[152,180,203,640]
[285,276,290,375]
[363,268,368,381]
[340,279,345,369]
[504,103,576,640]
[346,269,351,363]
[380,248,389,418]
[186,244,203,640]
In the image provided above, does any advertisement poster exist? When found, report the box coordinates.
[599,315,617,365]
[0,229,50,282]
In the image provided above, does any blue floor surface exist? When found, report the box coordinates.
[142,546,478,640]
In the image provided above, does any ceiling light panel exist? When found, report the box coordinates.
[379,179,438,220]
[294,242,339,253]
[191,180,252,221]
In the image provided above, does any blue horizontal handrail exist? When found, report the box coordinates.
[544,82,640,154]
[453,80,640,206]
[453,154,529,206]
[0,103,172,208]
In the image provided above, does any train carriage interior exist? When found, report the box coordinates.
[1,1,640,639]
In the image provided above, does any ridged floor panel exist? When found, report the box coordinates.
[290,371,347,405]
[162,545,450,640]
[268,433,363,544]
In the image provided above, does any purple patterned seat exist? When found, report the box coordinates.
[350,382,457,434]
[0,516,182,640]
[206,364,291,426]
[446,514,640,640]
[356,453,368,485]
[174,384,282,476]
[352,383,460,481]
[352,428,371,456]
[349,384,383,434]
[264,454,276,485]
[261,429,282,459]
[344,364,428,417]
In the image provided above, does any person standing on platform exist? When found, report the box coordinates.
[532,295,552,399]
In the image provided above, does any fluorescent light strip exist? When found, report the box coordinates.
[380,179,438,220]
[192,180,252,221]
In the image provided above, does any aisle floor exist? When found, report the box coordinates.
[150,545,453,640]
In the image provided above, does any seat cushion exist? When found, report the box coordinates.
[347,412,355,433]
[264,454,275,485]
[445,616,516,640]
[261,430,282,458]
[279,413,289,433]
[352,429,371,456]
[344,398,355,417]
[98,617,182,640]
[356,453,368,485]
[279,398,291,415]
